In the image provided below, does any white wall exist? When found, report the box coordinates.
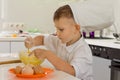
[0,0,79,33]
[0,0,120,34]
[0,0,7,28]
[0,1,1,19]
[1,0,58,33]
[114,0,120,33]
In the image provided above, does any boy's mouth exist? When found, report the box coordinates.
[58,37,63,41]
[58,36,62,40]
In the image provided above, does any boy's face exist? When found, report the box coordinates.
[54,17,80,44]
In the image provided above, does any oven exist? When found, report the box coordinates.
[110,59,120,80]
[89,44,120,80]
[107,47,120,80]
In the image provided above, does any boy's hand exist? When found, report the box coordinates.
[30,48,48,60]
[24,36,34,49]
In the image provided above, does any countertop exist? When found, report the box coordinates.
[0,33,46,41]
[0,36,120,49]
[0,37,26,42]
[85,38,120,49]
[85,38,120,60]
[0,53,20,65]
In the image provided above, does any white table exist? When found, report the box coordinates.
[0,59,80,80]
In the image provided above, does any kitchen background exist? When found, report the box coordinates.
[0,0,120,36]
[0,1,120,80]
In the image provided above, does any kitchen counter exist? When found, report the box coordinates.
[85,38,120,49]
[0,33,47,42]
[85,38,120,60]
[0,36,120,59]
[0,53,21,65]
[84,38,120,80]
[0,37,25,42]
[0,36,119,48]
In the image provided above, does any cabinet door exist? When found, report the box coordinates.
[93,56,111,80]
[0,42,10,53]
[10,42,26,53]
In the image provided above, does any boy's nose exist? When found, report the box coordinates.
[56,31,60,37]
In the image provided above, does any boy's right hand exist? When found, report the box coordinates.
[24,36,34,49]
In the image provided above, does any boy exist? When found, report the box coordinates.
[25,5,93,80]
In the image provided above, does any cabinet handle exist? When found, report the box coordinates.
[109,66,120,71]
[113,59,120,63]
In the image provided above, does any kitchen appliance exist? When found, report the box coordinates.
[113,33,120,41]
[108,48,120,80]
[89,45,111,80]
[110,59,120,80]
[89,44,120,80]
[113,23,120,41]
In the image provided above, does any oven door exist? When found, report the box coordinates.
[110,59,120,80]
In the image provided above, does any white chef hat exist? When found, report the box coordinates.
[69,0,114,32]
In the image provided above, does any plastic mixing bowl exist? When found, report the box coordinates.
[19,51,44,65]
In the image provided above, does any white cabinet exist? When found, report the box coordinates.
[10,42,26,53]
[93,56,111,80]
[0,42,10,53]
[0,41,26,53]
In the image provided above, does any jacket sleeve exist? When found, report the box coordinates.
[44,34,59,53]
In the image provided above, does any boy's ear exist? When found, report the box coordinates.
[75,24,80,31]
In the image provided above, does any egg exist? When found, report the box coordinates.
[21,65,34,75]
[33,65,44,74]
[15,66,22,74]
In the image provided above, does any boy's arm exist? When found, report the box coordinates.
[33,35,44,46]
[46,51,75,76]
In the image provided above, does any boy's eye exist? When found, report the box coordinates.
[59,29,64,31]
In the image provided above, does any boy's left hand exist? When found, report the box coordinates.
[30,48,48,60]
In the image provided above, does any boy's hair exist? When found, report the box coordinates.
[53,5,74,21]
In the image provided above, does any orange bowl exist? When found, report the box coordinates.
[9,68,53,78]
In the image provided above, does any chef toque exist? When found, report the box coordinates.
[69,0,114,32]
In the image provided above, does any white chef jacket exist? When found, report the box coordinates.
[44,34,93,80]
[69,0,114,32]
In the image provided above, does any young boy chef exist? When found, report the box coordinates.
[25,5,93,80]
